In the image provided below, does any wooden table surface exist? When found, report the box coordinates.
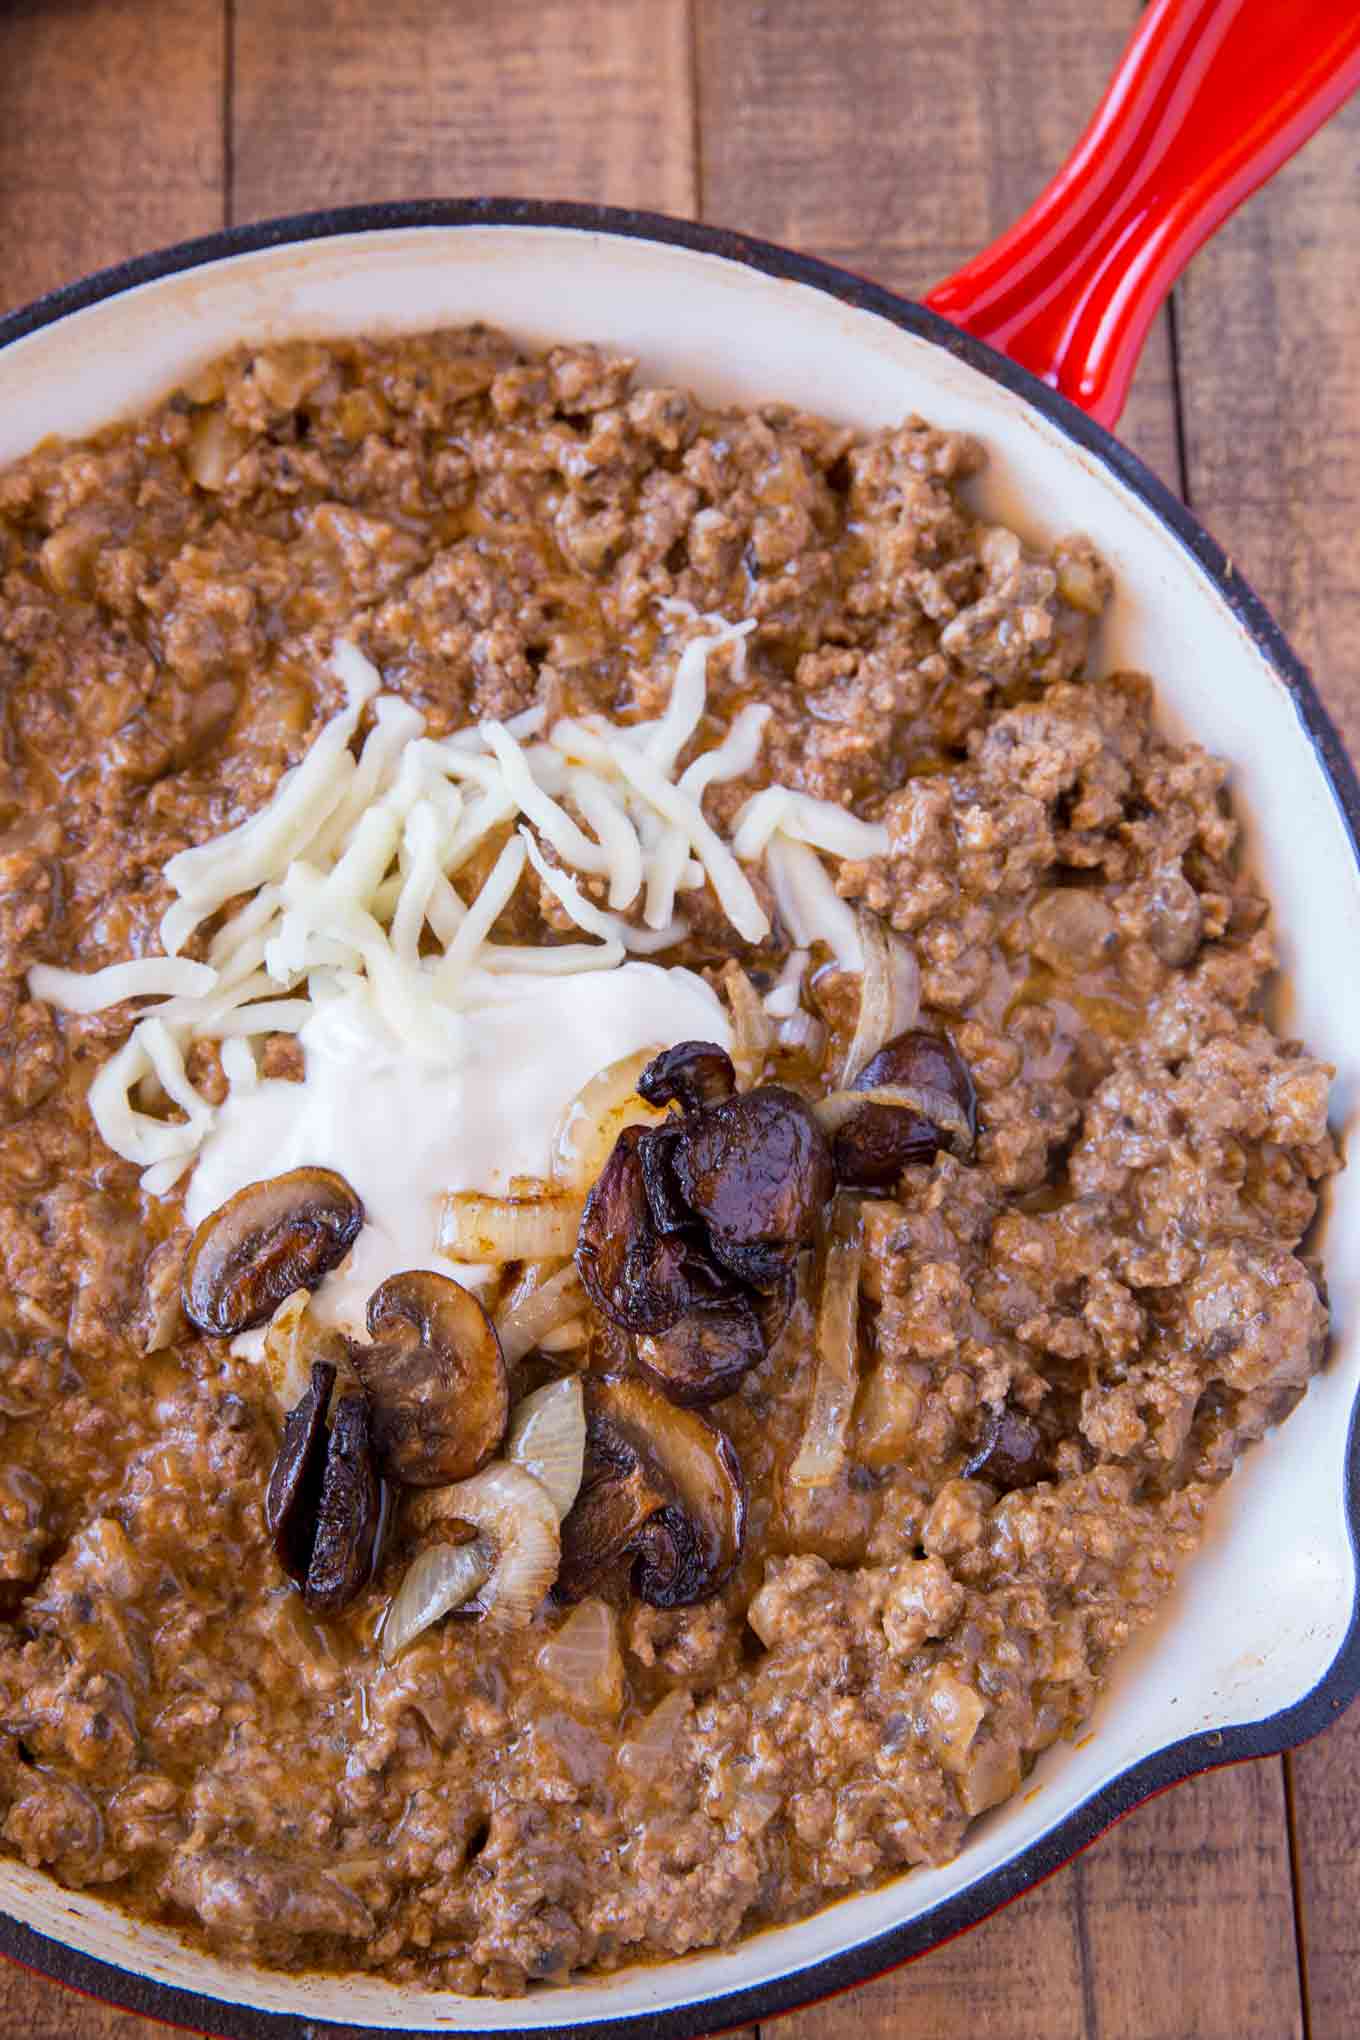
[1,2,1357,2035]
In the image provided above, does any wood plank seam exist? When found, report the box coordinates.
[1283,1754,1316,2040]
[224,0,236,228]
[1071,1853,1101,2040]
[687,0,704,220]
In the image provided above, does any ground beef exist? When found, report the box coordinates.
[0,329,1337,1994]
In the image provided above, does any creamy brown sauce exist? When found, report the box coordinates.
[0,329,1337,1994]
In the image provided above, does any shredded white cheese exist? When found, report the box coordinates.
[764,947,811,1019]
[28,612,888,1191]
[765,835,865,971]
[732,786,891,862]
[27,957,216,1013]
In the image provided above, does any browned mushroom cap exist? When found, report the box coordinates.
[182,1168,364,1336]
[637,1041,736,1115]
[576,1126,730,1335]
[354,1271,508,1487]
[671,1087,833,1288]
[265,1359,336,1586]
[303,1391,382,1613]
[557,1374,746,1607]
[832,1030,977,1192]
[635,1267,793,1408]
[962,1404,1052,1493]
[634,1292,766,1407]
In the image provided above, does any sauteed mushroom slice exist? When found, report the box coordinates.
[829,1029,978,1192]
[557,1375,746,1607]
[182,1168,364,1336]
[671,1087,833,1288]
[265,1360,336,1586]
[754,1267,797,1353]
[637,1121,695,1238]
[303,1392,382,1613]
[576,1126,728,1334]
[264,1366,383,1614]
[963,1403,1052,1494]
[634,1266,793,1410]
[637,1041,737,1115]
[558,1442,671,1597]
[634,1292,767,1407]
[356,1271,509,1487]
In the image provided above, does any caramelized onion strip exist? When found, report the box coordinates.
[505,1376,586,1520]
[379,1539,495,1662]
[841,910,921,1084]
[494,1262,586,1366]
[438,1190,585,1264]
[720,961,773,1091]
[789,1197,864,1489]
[549,1047,665,1194]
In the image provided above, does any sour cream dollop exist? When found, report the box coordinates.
[183,961,730,1337]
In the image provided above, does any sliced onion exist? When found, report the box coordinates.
[261,1291,312,1410]
[618,1688,693,1779]
[495,1261,587,1366]
[924,1665,988,1774]
[889,933,922,1035]
[550,1047,666,1193]
[411,1463,561,1630]
[777,1009,826,1059]
[841,910,919,1084]
[260,1289,351,1410]
[185,408,248,491]
[539,1315,588,1353]
[841,908,891,1085]
[438,1189,585,1263]
[537,1596,624,1714]
[790,1197,864,1489]
[505,1376,586,1520]
[731,1786,783,1838]
[720,960,773,1091]
[380,1538,495,1662]
[814,1082,973,1155]
[498,1255,563,1315]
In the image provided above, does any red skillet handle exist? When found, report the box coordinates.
[925,0,1360,428]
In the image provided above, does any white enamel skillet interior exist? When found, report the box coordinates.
[0,203,1357,2040]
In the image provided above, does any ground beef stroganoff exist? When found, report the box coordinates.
[0,328,1338,1994]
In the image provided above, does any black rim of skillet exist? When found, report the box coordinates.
[1,196,1358,2040]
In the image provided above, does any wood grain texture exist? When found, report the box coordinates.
[695,0,1179,489]
[0,3,1355,2038]
[1076,1762,1303,2040]
[1288,1717,1360,2040]
[0,1961,164,2039]
[1173,89,1360,2040]
[784,1768,1303,2040]
[0,0,224,315]
[780,1871,1087,2040]
[231,0,695,224]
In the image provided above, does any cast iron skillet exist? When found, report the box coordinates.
[1,1,1359,2034]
